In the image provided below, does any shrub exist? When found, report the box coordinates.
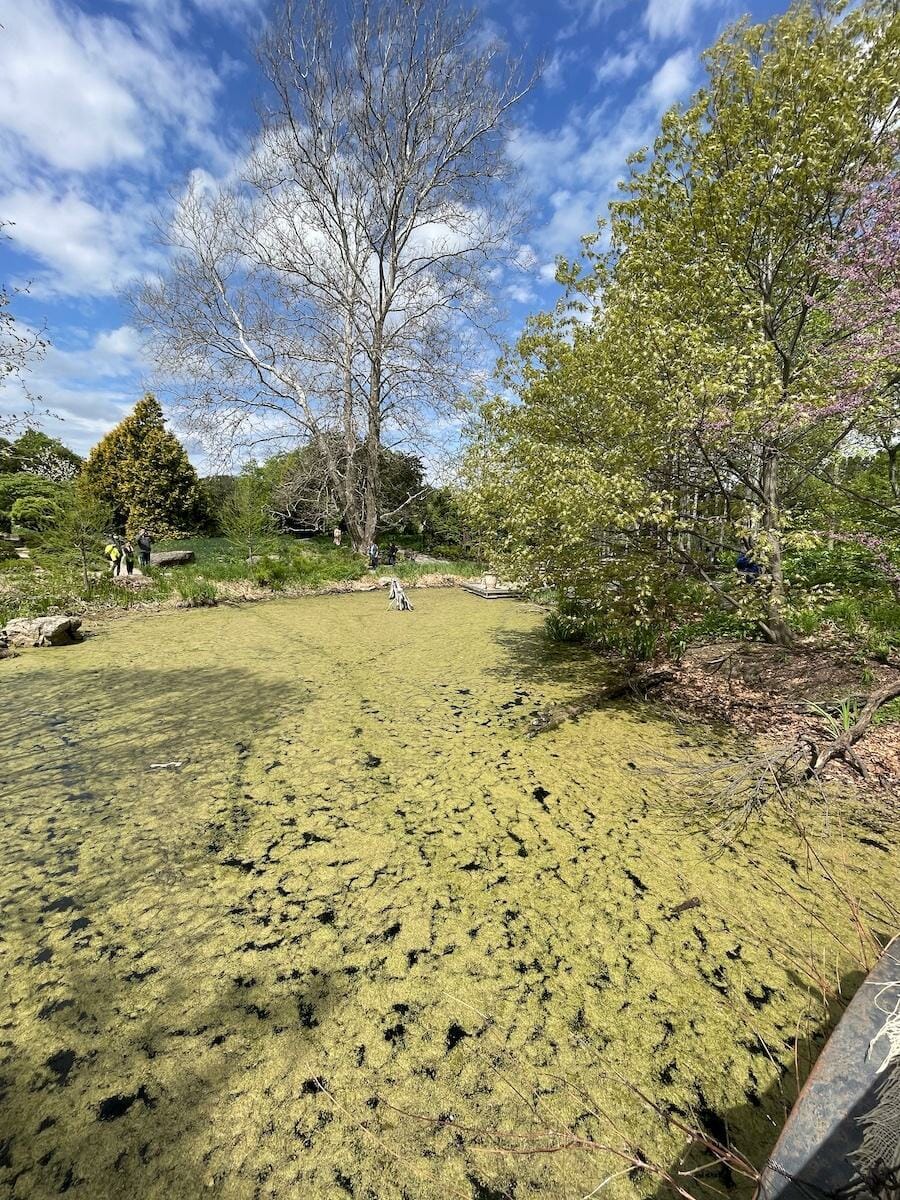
[10,496,61,530]
[251,558,290,590]
[176,579,218,607]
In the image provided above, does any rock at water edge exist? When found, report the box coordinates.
[3,616,83,647]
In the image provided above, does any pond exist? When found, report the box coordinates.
[0,589,895,1199]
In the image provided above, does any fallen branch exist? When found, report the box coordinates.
[803,674,900,779]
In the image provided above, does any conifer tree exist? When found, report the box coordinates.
[83,395,203,535]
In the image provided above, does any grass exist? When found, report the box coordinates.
[0,534,480,625]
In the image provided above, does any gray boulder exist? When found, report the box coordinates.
[148,550,195,568]
[3,616,83,647]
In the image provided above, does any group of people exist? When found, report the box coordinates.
[331,526,399,569]
[104,528,153,577]
[368,541,398,569]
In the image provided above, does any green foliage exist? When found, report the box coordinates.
[464,0,899,655]
[221,469,277,561]
[82,395,204,536]
[199,475,236,533]
[10,495,61,530]
[0,473,68,525]
[806,698,860,740]
[250,557,290,591]
[176,578,218,607]
[39,484,115,592]
[0,430,81,480]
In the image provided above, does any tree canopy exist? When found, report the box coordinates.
[465,0,899,651]
[82,395,204,536]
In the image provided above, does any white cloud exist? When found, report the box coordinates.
[647,48,697,109]
[94,326,145,358]
[543,47,582,91]
[594,45,644,84]
[505,282,538,306]
[0,325,148,455]
[0,183,162,296]
[644,0,719,40]
[509,37,699,260]
[0,0,230,174]
[557,0,628,38]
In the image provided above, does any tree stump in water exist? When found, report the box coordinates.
[388,579,413,611]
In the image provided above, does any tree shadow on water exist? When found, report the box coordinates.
[487,626,613,694]
[0,945,342,1198]
[0,662,306,806]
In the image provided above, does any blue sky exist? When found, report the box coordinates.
[0,0,785,464]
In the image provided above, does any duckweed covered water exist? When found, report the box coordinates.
[0,590,896,1199]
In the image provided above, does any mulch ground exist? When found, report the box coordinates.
[655,639,900,796]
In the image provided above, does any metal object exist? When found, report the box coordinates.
[756,938,900,1200]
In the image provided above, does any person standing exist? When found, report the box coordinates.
[368,541,380,570]
[333,526,342,547]
[104,540,121,575]
[137,528,152,568]
[121,540,135,576]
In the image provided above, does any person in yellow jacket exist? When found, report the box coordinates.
[104,541,122,576]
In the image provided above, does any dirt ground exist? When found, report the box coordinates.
[656,640,900,796]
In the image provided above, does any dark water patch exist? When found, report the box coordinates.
[45,1048,76,1086]
[859,837,890,852]
[446,1023,469,1052]
[97,1085,155,1121]
[32,947,53,965]
[38,998,74,1021]
[469,1176,512,1200]
[744,983,778,1010]
[125,966,159,983]
[41,895,78,914]
[297,999,318,1029]
[66,917,90,936]
[531,786,550,811]
[624,869,648,895]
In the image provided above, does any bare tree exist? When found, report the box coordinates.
[134,0,533,550]
[0,222,48,437]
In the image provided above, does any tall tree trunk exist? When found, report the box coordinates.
[759,444,794,648]
[357,322,384,552]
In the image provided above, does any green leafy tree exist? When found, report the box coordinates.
[0,473,69,529]
[466,0,899,648]
[221,469,276,562]
[1,431,81,481]
[40,483,114,593]
[83,395,204,536]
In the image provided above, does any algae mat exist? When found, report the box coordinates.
[0,590,896,1199]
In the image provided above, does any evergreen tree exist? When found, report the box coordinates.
[83,395,204,536]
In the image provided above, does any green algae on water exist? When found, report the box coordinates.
[0,590,896,1199]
